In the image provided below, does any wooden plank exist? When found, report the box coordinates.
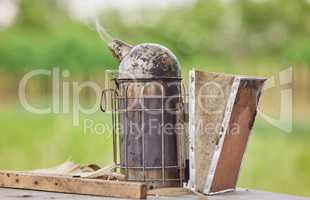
[148,187,194,197]
[0,188,309,200]
[0,188,106,200]
[0,171,147,199]
[209,78,266,193]
[188,70,235,192]
[208,189,310,200]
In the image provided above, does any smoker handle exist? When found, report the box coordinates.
[100,90,107,112]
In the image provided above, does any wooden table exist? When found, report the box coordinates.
[0,188,309,200]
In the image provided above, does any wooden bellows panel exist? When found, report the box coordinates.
[188,70,266,195]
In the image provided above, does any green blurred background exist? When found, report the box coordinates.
[0,0,309,197]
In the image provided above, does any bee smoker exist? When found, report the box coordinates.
[101,39,186,188]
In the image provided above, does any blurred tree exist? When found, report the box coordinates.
[1,0,309,75]
[16,0,49,29]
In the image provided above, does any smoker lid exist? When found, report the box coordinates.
[118,43,181,79]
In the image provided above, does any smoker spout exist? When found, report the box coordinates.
[108,39,133,62]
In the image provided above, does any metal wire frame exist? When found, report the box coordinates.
[178,80,188,186]
[101,77,188,185]
[100,89,119,167]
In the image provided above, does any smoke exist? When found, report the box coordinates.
[94,18,113,44]
[87,0,113,44]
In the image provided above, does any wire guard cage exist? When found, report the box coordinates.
[101,75,187,188]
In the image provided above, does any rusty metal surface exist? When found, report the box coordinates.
[106,39,184,187]
[108,39,132,62]
[109,39,181,79]
[116,80,182,187]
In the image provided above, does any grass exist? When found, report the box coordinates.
[0,104,309,197]
[239,118,310,197]
[0,104,113,170]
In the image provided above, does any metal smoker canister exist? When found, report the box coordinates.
[108,40,183,188]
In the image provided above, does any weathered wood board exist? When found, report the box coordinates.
[0,171,147,199]
[188,70,266,195]
[188,70,235,193]
[0,188,309,200]
[208,77,265,193]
